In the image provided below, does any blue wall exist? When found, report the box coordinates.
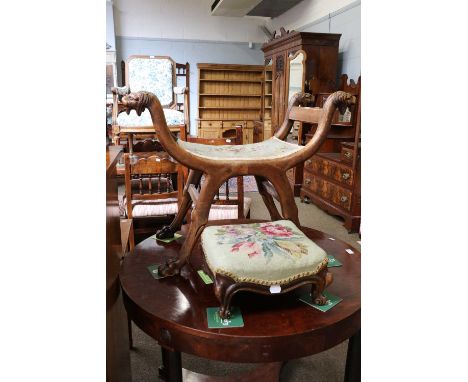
[300,2,361,82]
[115,3,360,134]
[106,2,116,51]
[116,37,264,134]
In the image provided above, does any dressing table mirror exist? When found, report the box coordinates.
[287,50,306,143]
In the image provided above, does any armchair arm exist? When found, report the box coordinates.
[111,86,130,96]
[174,86,190,133]
[111,86,130,125]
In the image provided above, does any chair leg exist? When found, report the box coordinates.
[158,173,226,277]
[254,176,282,221]
[268,172,300,227]
[156,169,203,239]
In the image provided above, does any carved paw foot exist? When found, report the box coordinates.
[156,226,176,240]
[157,258,182,277]
[313,294,327,306]
[218,306,231,320]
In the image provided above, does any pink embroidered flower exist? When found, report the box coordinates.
[231,241,262,258]
[260,223,293,237]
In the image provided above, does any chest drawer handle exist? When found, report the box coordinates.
[340,195,348,203]
[305,179,311,185]
[342,173,350,180]
[344,151,352,159]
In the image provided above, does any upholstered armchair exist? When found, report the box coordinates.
[111,55,189,145]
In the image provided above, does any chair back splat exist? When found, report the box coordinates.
[123,152,183,223]
[121,90,356,281]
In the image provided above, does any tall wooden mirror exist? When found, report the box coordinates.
[287,50,306,101]
[286,50,306,143]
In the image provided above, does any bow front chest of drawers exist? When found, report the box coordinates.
[300,142,361,232]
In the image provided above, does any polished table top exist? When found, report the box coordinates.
[120,220,361,363]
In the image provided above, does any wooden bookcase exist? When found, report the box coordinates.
[262,64,273,140]
[197,63,265,144]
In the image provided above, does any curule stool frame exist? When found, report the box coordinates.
[120,90,355,314]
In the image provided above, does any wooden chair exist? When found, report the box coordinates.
[122,143,183,349]
[120,90,355,318]
[312,74,360,127]
[186,126,251,221]
[111,55,189,146]
[122,150,183,243]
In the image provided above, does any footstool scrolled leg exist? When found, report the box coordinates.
[214,275,239,320]
[158,174,226,277]
[311,269,332,306]
[156,169,203,240]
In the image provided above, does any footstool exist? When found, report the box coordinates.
[201,220,333,318]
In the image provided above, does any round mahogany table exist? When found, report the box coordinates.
[120,221,361,382]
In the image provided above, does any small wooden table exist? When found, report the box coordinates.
[120,221,360,382]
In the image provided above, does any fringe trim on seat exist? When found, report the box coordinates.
[201,241,329,286]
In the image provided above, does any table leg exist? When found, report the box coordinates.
[127,312,133,350]
[159,347,182,382]
[344,329,361,382]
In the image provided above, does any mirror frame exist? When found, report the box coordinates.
[286,49,307,102]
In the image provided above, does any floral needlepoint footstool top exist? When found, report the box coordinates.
[201,220,328,285]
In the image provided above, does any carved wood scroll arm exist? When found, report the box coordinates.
[274,92,314,141]
[121,91,206,171]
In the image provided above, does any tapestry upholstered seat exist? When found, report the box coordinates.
[201,220,327,285]
[178,137,302,161]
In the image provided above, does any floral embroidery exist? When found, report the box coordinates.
[260,223,293,237]
[231,241,262,258]
[201,220,328,285]
[214,222,309,262]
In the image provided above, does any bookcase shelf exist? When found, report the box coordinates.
[199,106,261,110]
[199,79,262,83]
[197,63,266,144]
[261,66,273,140]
